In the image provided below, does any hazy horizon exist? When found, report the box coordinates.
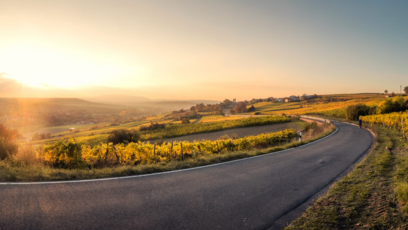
[2,0,408,100]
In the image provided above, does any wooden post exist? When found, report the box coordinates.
[229,140,232,151]
[72,138,80,170]
[112,145,120,164]
[181,143,183,161]
[382,117,385,128]
[104,146,109,166]
[402,118,406,139]
[171,141,174,157]
[154,144,156,155]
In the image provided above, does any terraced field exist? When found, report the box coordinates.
[163,120,305,142]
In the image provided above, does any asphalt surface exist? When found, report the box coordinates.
[0,122,374,230]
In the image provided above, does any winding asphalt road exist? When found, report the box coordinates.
[0,122,374,230]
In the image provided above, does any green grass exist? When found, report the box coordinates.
[286,123,408,229]
[0,125,336,182]
[28,120,149,146]
[246,102,302,113]
[200,115,243,123]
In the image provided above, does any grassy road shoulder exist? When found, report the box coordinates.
[286,124,408,229]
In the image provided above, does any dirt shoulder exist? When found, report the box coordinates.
[300,118,325,126]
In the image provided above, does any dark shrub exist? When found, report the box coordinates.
[235,102,248,113]
[247,105,256,112]
[0,124,19,160]
[155,139,164,145]
[293,115,301,120]
[139,122,166,131]
[301,122,318,132]
[107,129,140,145]
[181,118,191,124]
[310,121,318,129]
[345,104,370,121]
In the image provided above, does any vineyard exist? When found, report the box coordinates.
[360,112,408,137]
[42,129,297,168]
[138,115,291,140]
[248,94,387,118]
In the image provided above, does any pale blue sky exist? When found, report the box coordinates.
[1,0,407,99]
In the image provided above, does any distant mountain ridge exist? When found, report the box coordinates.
[0,97,126,114]
[83,94,220,107]
[82,94,151,105]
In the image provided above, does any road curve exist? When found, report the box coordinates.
[0,122,374,230]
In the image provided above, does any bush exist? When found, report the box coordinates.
[212,110,225,116]
[13,143,40,166]
[376,97,408,114]
[0,124,19,160]
[181,118,191,124]
[107,129,140,145]
[235,102,248,113]
[302,122,318,132]
[32,132,52,141]
[139,122,166,131]
[396,182,408,212]
[247,105,256,112]
[218,134,230,140]
[377,99,397,114]
[345,104,371,121]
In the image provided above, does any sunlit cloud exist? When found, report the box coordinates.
[0,44,132,88]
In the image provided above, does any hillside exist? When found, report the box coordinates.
[142,100,220,111]
[83,94,151,105]
[0,98,126,114]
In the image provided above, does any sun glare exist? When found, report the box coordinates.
[0,44,128,88]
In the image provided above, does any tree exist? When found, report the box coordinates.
[107,129,140,145]
[0,124,19,160]
[32,133,41,141]
[384,90,388,94]
[377,99,397,114]
[247,105,256,112]
[222,99,233,108]
[391,92,396,97]
[404,86,408,94]
[228,108,236,115]
[402,98,408,111]
[345,104,370,121]
[235,102,247,113]
[181,118,191,124]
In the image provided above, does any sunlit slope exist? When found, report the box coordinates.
[0,98,126,114]
[246,94,386,116]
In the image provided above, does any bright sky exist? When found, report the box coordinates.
[1,0,408,100]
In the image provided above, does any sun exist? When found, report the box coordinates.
[0,43,126,88]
